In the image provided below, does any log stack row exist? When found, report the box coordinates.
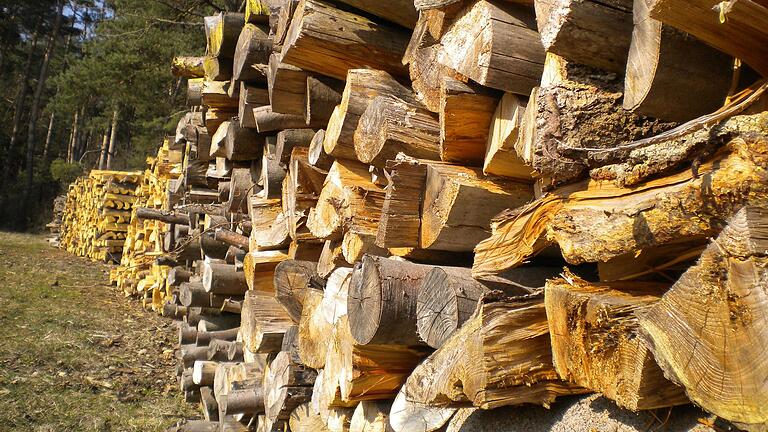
[57,0,768,431]
[58,170,142,262]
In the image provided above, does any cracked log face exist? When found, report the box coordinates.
[638,206,768,427]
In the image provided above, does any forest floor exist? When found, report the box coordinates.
[0,232,196,431]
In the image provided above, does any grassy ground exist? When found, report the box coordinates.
[0,232,196,431]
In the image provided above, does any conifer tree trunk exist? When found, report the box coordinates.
[4,22,39,181]
[23,0,64,209]
[106,107,119,169]
[42,113,55,162]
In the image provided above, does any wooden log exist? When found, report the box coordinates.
[286,147,327,240]
[647,0,768,77]
[518,53,676,184]
[259,155,287,199]
[349,401,393,432]
[245,0,270,24]
[280,0,410,80]
[326,316,430,402]
[188,78,204,106]
[327,407,356,432]
[473,132,768,276]
[172,56,205,78]
[438,1,544,94]
[375,158,426,249]
[276,129,315,165]
[268,53,308,115]
[203,262,248,295]
[305,76,344,126]
[243,250,289,291]
[306,159,386,241]
[226,167,255,215]
[387,386,455,432]
[253,212,291,250]
[233,23,272,83]
[135,207,188,225]
[334,0,418,28]
[403,10,462,114]
[623,0,734,122]
[421,163,533,252]
[354,95,440,168]
[179,322,198,345]
[239,83,271,128]
[638,206,768,427]
[241,290,294,353]
[347,255,434,346]
[290,402,330,432]
[253,105,314,133]
[324,69,418,160]
[224,121,265,161]
[264,351,317,427]
[439,78,499,166]
[200,230,230,260]
[203,56,232,81]
[416,266,557,348]
[201,387,219,422]
[309,129,334,170]
[297,288,331,368]
[274,259,317,323]
[202,80,239,110]
[483,92,531,180]
[402,292,585,410]
[222,386,265,416]
[215,228,250,249]
[193,361,220,386]
[197,314,241,332]
[535,0,633,73]
[196,327,241,346]
[317,239,350,278]
[182,346,210,369]
[340,230,389,265]
[545,273,688,410]
[207,12,245,59]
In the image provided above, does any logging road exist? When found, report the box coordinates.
[0,232,195,431]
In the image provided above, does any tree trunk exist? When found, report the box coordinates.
[24,0,64,205]
[98,131,110,170]
[106,107,119,169]
[42,112,55,162]
[5,22,39,181]
[67,110,79,163]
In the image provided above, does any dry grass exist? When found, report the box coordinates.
[0,232,196,431]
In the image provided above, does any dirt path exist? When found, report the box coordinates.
[0,232,195,431]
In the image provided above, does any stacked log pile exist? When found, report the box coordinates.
[56,1,768,431]
[58,170,142,262]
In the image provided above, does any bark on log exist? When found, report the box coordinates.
[193,361,220,386]
[638,206,768,427]
[196,327,241,346]
[473,133,768,276]
[439,78,499,166]
[241,290,294,353]
[347,255,435,346]
[402,292,586,410]
[535,0,633,73]
[305,76,344,127]
[172,56,205,79]
[203,56,232,81]
[324,69,419,160]
[421,163,533,252]
[239,83,271,128]
[438,1,544,94]
[207,13,245,59]
[545,273,689,410]
[276,129,315,165]
[517,53,676,184]
[647,0,768,76]
[233,23,272,83]
[216,228,250,249]
[309,129,334,170]
[136,207,188,225]
[259,154,287,200]
[253,105,316,133]
[334,0,418,28]
[203,262,249,295]
[274,259,317,323]
[623,0,733,122]
[483,92,532,180]
[224,121,265,161]
[268,53,308,115]
[416,266,557,348]
[354,95,440,168]
[280,0,410,80]
[227,167,255,215]
[222,386,265,416]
